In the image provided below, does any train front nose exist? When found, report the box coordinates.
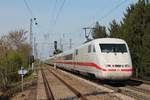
[96,64,133,80]
[99,54,133,80]
[108,71,132,80]
[102,68,133,80]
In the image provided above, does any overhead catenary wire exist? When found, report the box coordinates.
[47,0,58,34]
[53,0,66,25]
[50,0,66,33]
[50,0,58,23]
[23,0,61,58]
[23,0,33,17]
[99,0,129,22]
[35,0,130,58]
[83,0,130,40]
[70,0,130,45]
[88,0,129,28]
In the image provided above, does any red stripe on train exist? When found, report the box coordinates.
[121,69,132,71]
[54,61,132,72]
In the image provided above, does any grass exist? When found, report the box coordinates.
[0,69,37,99]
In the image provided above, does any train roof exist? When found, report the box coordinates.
[89,38,126,44]
[76,38,126,48]
[50,38,127,58]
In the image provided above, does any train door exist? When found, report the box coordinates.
[74,49,79,72]
[72,50,76,69]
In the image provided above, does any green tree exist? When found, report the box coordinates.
[92,21,107,39]
[109,20,122,38]
[0,47,22,90]
[17,43,32,68]
[0,30,32,90]
[53,49,63,55]
[122,0,147,77]
[109,0,150,78]
[7,30,32,68]
[7,50,22,81]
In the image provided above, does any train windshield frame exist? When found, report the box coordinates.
[99,44,127,53]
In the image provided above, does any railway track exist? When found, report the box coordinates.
[45,64,150,100]
[131,78,150,85]
[45,66,127,100]
[41,68,88,100]
[123,79,150,99]
[49,65,150,100]
[125,85,150,95]
[101,84,150,100]
[47,66,133,100]
[85,77,150,100]
[41,68,55,100]
[85,76,150,100]
[47,68,88,100]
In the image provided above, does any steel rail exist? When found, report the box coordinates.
[41,68,55,100]
[100,84,150,100]
[126,85,150,95]
[131,78,150,85]
[47,68,88,100]
[46,64,150,99]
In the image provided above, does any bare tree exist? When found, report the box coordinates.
[0,29,31,91]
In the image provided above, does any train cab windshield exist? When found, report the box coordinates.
[100,44,127,53]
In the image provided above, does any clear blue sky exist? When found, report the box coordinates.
[0,0,138,59]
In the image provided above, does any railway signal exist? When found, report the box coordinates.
[54,41,57,50]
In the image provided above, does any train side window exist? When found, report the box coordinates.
[76,49,78,55]
[64,54,73,60]
[88,45,91,53]
[93,45,96,52]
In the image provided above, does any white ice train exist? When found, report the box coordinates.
[49,38,133,80]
